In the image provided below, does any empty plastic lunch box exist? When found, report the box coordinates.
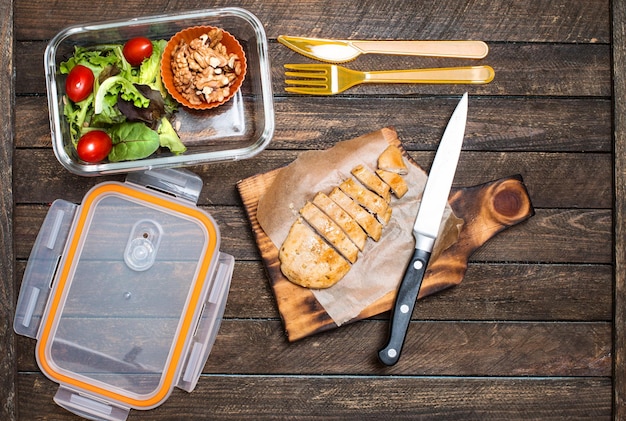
[14,169,234,421]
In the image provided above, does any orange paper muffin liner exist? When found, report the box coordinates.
[161,26,247,110]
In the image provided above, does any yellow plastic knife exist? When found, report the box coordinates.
[278,35,489,63]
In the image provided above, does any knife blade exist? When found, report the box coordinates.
[378,92,469,366]
[278,35,489,63]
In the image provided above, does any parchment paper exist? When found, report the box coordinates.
[257,128,463,325]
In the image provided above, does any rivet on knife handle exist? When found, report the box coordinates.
[378,248,430,366]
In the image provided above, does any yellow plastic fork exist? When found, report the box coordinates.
[284,63,495,95]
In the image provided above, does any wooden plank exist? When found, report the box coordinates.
[15,259,613,371]
[16,42,611,97]
[14,205,611,264]
[12,260,612,324]
[16,319,610,377]
[613,0,626,418]
[12,150,613,209]
[471,207,611,264]
[15,96,612,152]
[14,0,610,43]
[269,96,613,153]
[210,320,611,376]
[0,0,16,420]
[18,373,612,420]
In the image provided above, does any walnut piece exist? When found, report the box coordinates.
[170,29,242,105]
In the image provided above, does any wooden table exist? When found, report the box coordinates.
[2,0,624,419]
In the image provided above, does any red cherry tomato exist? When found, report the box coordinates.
[123,37,154,66]
[65,65,94,103]
[76,130,112,163]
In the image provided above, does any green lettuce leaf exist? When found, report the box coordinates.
[158,117,186,154]
[63,93,94,145]
[107,122,160,162]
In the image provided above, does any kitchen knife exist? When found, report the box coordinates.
[278,35,489,63]
[378,92,468,366]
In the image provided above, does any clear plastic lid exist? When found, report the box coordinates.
[14,169,234,420]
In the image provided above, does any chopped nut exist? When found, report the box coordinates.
[208,56,221,68]
[170,28,242,105]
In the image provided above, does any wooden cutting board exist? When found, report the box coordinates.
[237,147,534,342]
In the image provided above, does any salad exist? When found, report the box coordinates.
[60,37,186,163]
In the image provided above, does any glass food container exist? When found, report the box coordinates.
[45,7,274,176]
[14,169,234,420]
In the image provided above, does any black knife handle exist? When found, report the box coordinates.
[378,248,431,366]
